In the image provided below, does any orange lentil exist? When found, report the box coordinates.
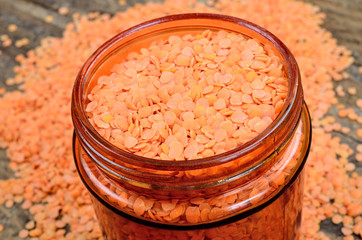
[25,221,35,230]
[356,99,362,110]
[169,205,185,220]
[356,153,362,162]
[29,228,42,237]
[356,128,362,138]
[124,136,138,149]
[341,227,353,236]
[341,127,351,134]
[58,7,69,15]
[357,144,362,153]
[185,206,201,224]
[2,39,12,47]
[87,29,287,160]
[336,85,345,97]
[8,24,18,32]
[133,197,146,216]
[345,163,355,171]
[0,0,358,239]
[0,34,9,41]
[347,87,356,95]
[343,236,354,240]
[45,16,53,23]
[331,214,343,224]
[15,38,30,48]
[5,199,14,208]
[19,229,29,238]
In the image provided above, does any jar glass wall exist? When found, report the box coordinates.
[72,13,311,240]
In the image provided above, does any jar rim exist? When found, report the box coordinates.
[71,13,303,169]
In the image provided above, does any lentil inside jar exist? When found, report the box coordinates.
[72,13,311,240]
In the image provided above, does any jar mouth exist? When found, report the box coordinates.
[71,13,302,170]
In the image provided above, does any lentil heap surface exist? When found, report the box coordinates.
[86,29,288,160]
[0,0,360,239]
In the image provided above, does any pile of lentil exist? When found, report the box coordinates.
[0,0,360,239]
[86,29,287,160]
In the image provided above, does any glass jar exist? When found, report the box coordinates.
[71,13,311,240]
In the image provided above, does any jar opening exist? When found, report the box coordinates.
[71,13,303,170]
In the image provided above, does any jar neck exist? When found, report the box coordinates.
[71,13,303,194]
[73,108,302,196]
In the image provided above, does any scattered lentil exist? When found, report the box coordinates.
[58,7,70,15]
[2,38,12,47]
[356,128,362,138]
[347,87,356,95]
[25,220,35,230]
[45,16,54,23]
[15,38,30,48]
[8,24,18,32]
[18,229,29,238]
[0,0,358,239]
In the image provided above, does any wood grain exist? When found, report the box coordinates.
[0,0,361,239]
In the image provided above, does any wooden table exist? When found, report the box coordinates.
[0,0,361,239]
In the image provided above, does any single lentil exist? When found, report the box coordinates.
[18,229,29,238]
[8,24,18,32]
[347,87,356,95]
[356,128,362,138]
[58,7,70,15]
[45,16,54,23]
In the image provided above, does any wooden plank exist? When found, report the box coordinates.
[0,0,70,30]
[303,0,362,66]
[0,1,360,239]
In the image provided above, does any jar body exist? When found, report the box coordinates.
[73,104,310,240]
[89,173,303,240]
[71,14,311,240]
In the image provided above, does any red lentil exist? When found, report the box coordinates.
[86,30,286,160]
[8,24,18,32]
[25,221,35,230]
[2,38,12,47]
[347,87,357,95]
[0,0,359,239]
[119,0,126,6]
[15,38,30,48]
[18,229,29,238]
[45,16,54,23]
[356,128,362,138]
[58,7,70,15]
